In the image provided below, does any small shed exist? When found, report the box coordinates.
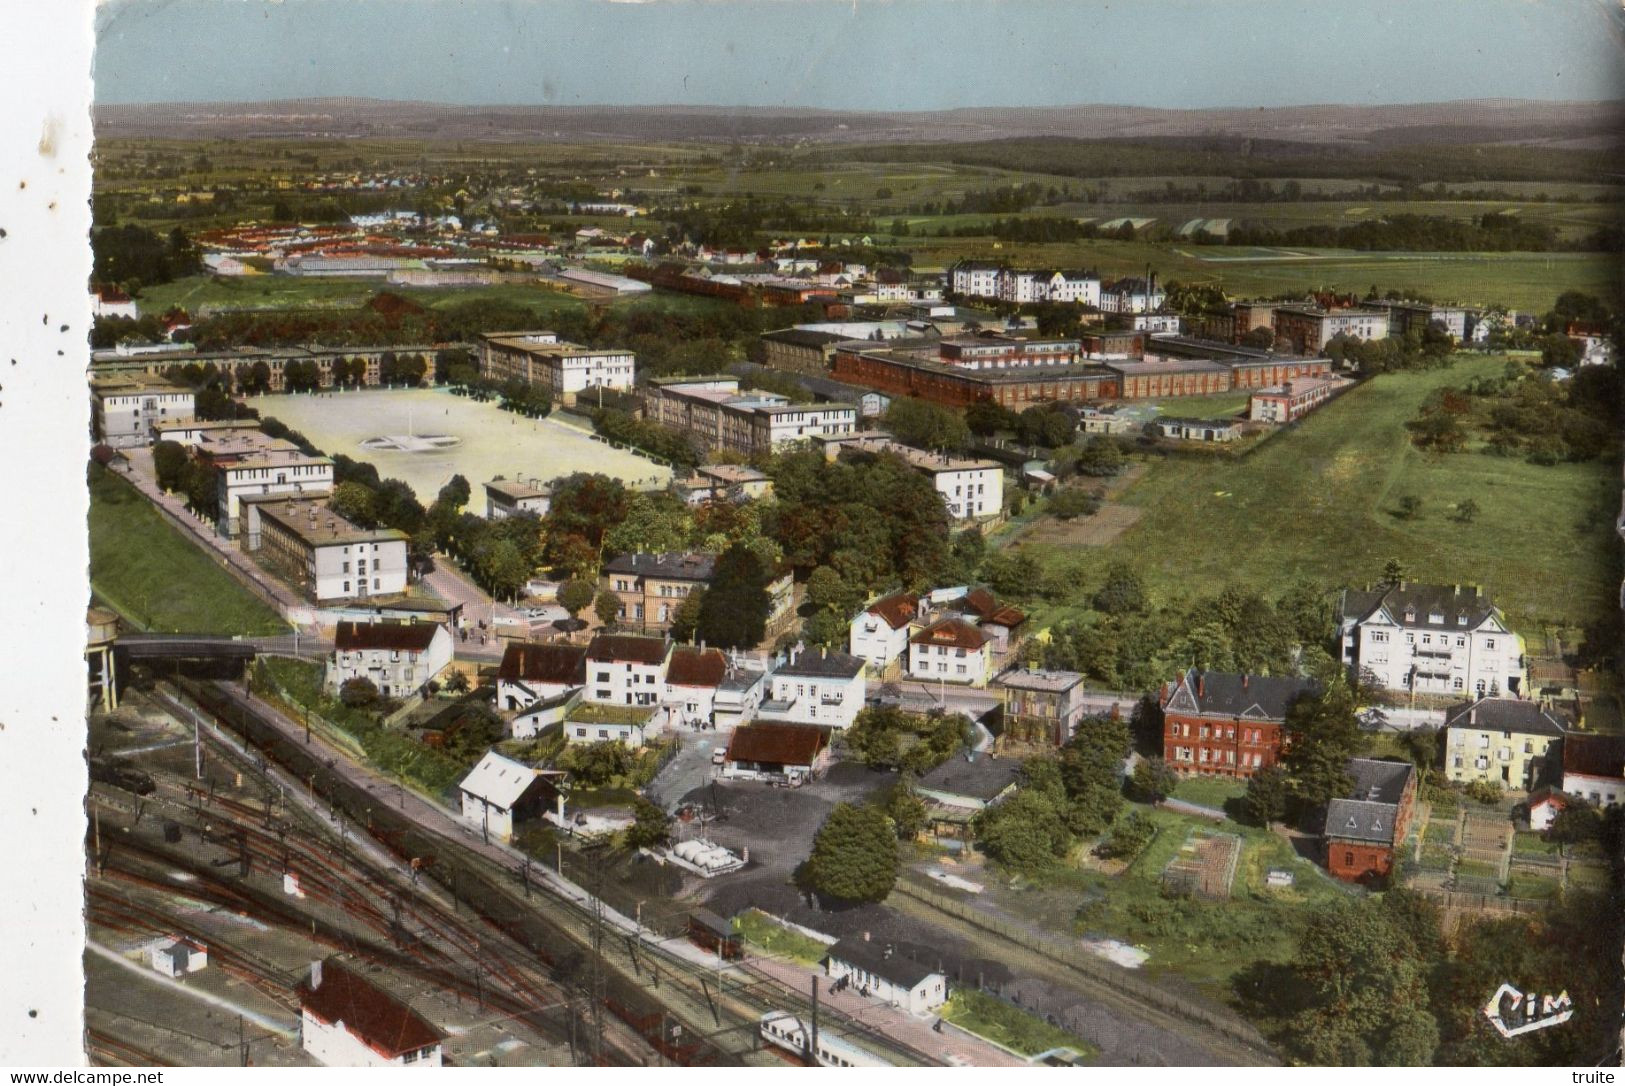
[686,908,743,960]
[149,938,208,977]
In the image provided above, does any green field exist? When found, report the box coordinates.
[1025,354,1619,633]
[1170,776,1247,810]
[732,909,831,967]
[88,462,288,636]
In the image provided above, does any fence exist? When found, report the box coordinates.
[1414,888,1548,915]
[890,876,1270,1052]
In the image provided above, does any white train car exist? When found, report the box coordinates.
[758,1011,891,1068]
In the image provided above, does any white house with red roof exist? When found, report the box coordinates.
[297,957,444,1067]
[848,591,921,674]
[907,617,993,687]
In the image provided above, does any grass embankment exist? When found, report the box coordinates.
[254,657,470,795]
[939,987,1097,1061]
[732,909,831,967]
[88,461,288,636]
[1028,355,1617,632]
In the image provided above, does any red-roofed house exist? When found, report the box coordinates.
[1527,788,1569,832]
[722,722,830,784]
[1561,733,1625,809]
[497,641,586,711]
[848,591,921,674]
[908,618,993,687]
[297,957,444,1067]
[664,646,728,727]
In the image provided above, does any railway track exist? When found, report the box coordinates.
[170,679,942,1066]
[85,1027,174,1068]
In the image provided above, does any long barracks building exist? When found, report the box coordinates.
[89,343,474,393]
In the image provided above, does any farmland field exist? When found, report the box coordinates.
[246,386,672,505]
[1020,354,1620,633]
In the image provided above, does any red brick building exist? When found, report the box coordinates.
[831,345,1119,408]
[1323,758,1417,883]
[1160,669,1319,778]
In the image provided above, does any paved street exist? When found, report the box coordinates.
[643,724,729,811]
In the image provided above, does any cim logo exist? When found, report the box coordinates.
[1483,983,1574,1039]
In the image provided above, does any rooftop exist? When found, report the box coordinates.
[459,750,551,809]
[602,551,718,583]
[998,668,1086,694]
[248,495,407,548]
[916,752,1022,802]
[725,722,828,766]
[1345,758,1414,806]
[1163,669,1320,722]
[864,591,920,631]
[497,641,586,686]
[1562,733,1625,779]
[296,958,443,1058]
[1324,798,1402,846]
[1443,697,1570,738]
[1339,582,1500,632]
[484,479,552,502]
[777,646,866,680]
[911,617,992,651]
[585,633,672,666]
[667,646,728,688]
[824,937,942,989]
[334,621,442,653]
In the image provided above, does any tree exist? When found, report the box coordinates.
[1093,562,1147,614]
[1381,558,1406,585]
[1098,811,1156,859]
[882,777,928,841]
[695,544,773,648]
[1545,802,1602,844]
[1074,437,1125,477]
[973,790,1071,871]
[1047,488,1099,520]
[558,579,596,619]
[1129,756,1178,803]
[1282,679,1369,810]
[152,440,190,492]
[594,589,622,628]
[1452,498,1480,524]
[801,803,900,903]
[329,481,380,528]
[1395,495,1423,520]
[444,670,472,694]
[881,396,970,452]
[624,799,672,850]
[670,588,705,643]
[1240,764,1290,827]
[339,677,379,709]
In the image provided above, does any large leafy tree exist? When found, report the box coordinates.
[1281,678,1369,810]
[974,790,1071,871]
[694,543,773,648]
[802,803,900,903]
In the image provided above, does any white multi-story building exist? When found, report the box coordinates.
[484,479,552,519]
[949,260,1003,299]
[1042,269,1101,307]
[297,958,444,1068]
[326,621,453,699]
[583,634,672,707]
[848,591,921,673]
[907,617,994,687]
[642,377,856,456]
[193,426,334,537]
[477,330,635,404]
[662,646,728,727]
[1337,582,1526,699]
[758,647,867,730]
[996,269,1046,305]
[91,377,195,449]
[241,495,408,602]
[832,436,1004,522]
[1098,277,1167,314]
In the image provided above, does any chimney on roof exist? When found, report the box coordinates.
[862,931,871,942]
[1470,708,1477,725]
[309,960,323,989]
[1197,675,1205,698]
[1242,674,1249,689]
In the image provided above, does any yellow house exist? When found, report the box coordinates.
[1441,697,1569,791]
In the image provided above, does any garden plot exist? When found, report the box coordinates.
[1159,830,1241,900]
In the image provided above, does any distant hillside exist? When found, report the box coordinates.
[93,97,1625,148]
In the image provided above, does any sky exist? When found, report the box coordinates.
[94,0,1625,110]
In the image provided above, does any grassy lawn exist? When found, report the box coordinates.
[1455,858,1502,880]
[1420,844,1455,868]
[1565,863,1613,891]
[1423,822,1457,847]
[733,909,831,967]
[1507,874,1562,900]
[1170,776,1247,811]
[88,462,288,636]
[1512,832,1561,856]
[1024,355,1618,632]
[940,988,1097,1061]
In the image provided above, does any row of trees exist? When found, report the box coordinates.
[589,408,703,470]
